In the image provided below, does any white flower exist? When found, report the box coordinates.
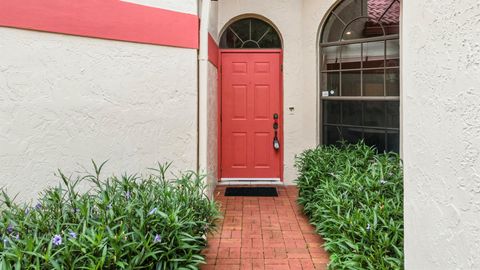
[148,208,157,216]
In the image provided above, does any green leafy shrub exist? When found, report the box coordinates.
[0,162,220,269]
[295,142,403,269]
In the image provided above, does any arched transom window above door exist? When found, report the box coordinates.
[220,18,282,49]
[320,0,400,153]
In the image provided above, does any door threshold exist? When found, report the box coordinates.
[219,178,282,186]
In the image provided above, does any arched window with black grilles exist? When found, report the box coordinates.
[220,18,282,49]
[320,0,400,153]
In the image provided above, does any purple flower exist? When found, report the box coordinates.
[35,203,42,210]
[148,208,157,216]
[68,231,77,239]
[6,224,13,234]
[153,234,162,243]
[52,235,62,246]
[124,191,131,200]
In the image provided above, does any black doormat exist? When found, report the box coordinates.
[225,187,278,197]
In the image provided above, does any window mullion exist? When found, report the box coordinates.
[384,40,387,96]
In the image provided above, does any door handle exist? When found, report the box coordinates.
[273,113,280,151]
[273,136,280,150]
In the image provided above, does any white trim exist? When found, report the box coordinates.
[218,178,283,186]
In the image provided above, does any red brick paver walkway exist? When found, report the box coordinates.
[201,186,329,270]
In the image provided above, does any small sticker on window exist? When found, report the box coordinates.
[322,91,329,97]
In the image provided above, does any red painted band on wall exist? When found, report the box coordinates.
[208,34,219,67]
[0,0,199,49]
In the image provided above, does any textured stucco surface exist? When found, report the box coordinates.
[403,0,480,268]
[206,62,218,195]
[301,0,337,142]
[0,28,198,201]
[218,0,335,185]
[209,2,219,42]
[205,2,219,196]
[122,0,197,15]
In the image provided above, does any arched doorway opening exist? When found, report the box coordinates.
[319,0,400,152]
[218,17,284,182]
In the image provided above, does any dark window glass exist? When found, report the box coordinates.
[322,100,399,153]
[323,101,341,124]
[386,101,400,128]
[341,71,361,96]
[362,20,385,38]
[386,68,400,96]
[342,101,362,125]
[258,30,281,48]
[363,69,385,96]
[386,39,399,67]
[250,18,270,40]
[341,44,362,69]
[344,18,384,40]
[363,41,385,68]
[364,128,386,152]
[322,46,341,70]
[364,102,385,127]
[386,131,400,152]
[229,19,250,41]
[324,125,342,145]
[342,126,364,144]
[335,0,363,23]
[321,72,340,96]
[223,29,243,48]
[321,14,345,43]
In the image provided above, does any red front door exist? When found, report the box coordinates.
[221,51,282,180]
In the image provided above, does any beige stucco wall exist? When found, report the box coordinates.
[206,62,218,195]
[302,0,337,143]
[206,2,219,195]
[0,27,198,201]
[218,0,335,184]
[403,0,480,268]
[208,2,219,39]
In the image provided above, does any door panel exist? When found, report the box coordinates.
[221,52,281,179]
